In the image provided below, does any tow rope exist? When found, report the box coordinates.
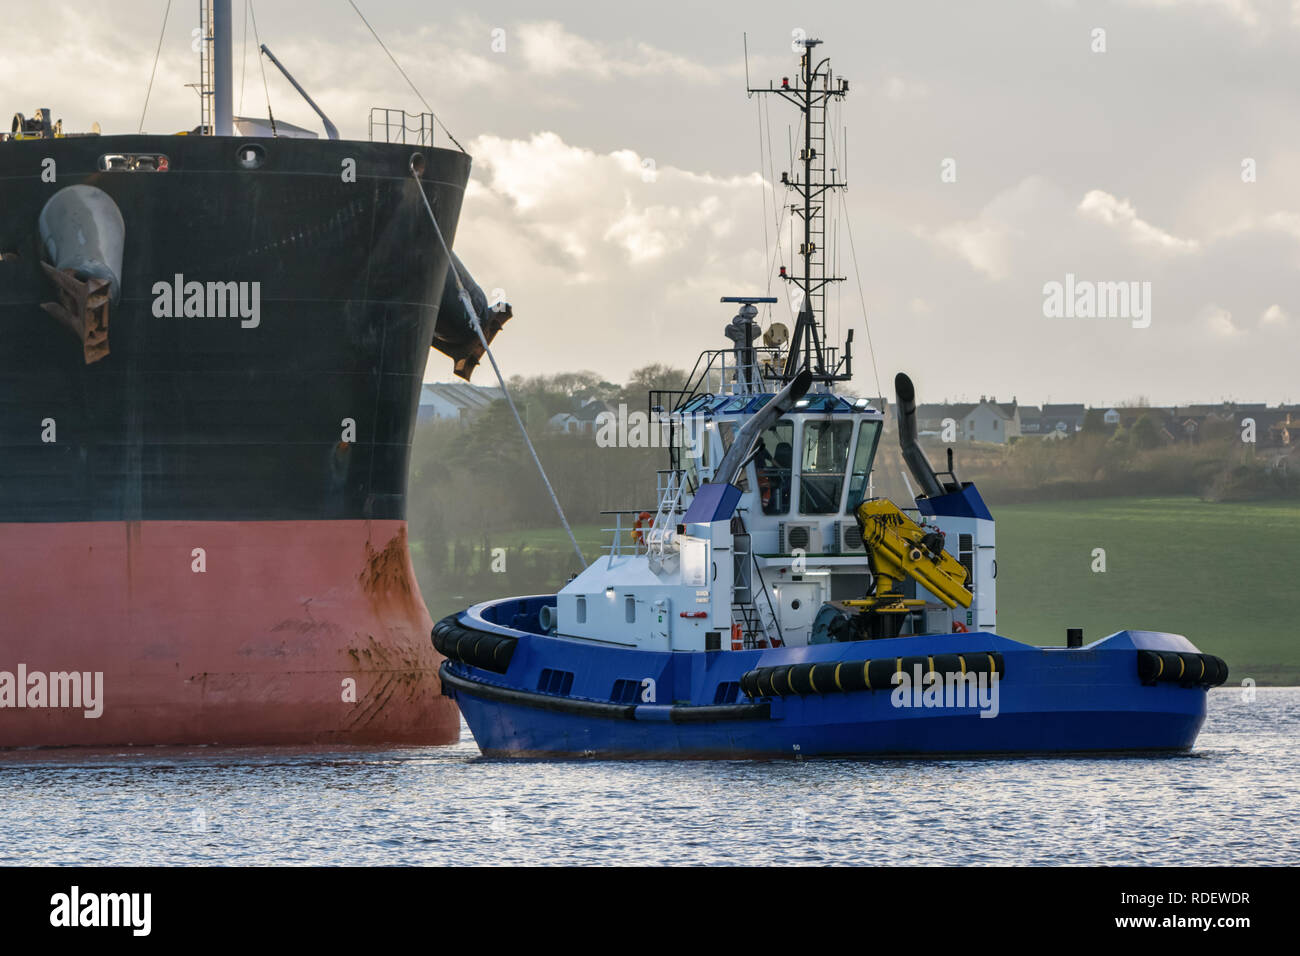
[410,162,586,568]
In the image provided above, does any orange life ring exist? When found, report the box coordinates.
[632,511,653,545]
[952,621,969,633]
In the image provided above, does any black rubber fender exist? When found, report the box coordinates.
[431,614,517,674]
[1137,649,1228,687]
[740,651,1007,699]
[440,663,771,724]
[1203,654,1229,686]
[866,658,895,690]
[809,662,839,694]
[788,662,816,695]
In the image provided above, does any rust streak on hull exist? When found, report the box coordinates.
[0,519,456,747]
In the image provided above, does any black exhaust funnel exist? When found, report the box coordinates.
[895,372,946,499]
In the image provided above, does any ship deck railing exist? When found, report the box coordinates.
[368,108,434,146]
[598,511,656,557]
[649,344,849,420]
[599,472,688,557]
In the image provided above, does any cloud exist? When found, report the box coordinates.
[454,130,776,367]
[1077,191,1200,253]
[1261,303,1290,326]
[1204,304,1241,336]
[516,21,720,82]
[469,132,760,260]
[928,177,1068,280]
[934,222,1015,280]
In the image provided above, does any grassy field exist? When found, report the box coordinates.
[994,497,1300,684]
[418,497,1300,684]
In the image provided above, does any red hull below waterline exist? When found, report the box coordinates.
[0,520,457,747]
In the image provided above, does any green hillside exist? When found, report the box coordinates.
[994,497,1299,684]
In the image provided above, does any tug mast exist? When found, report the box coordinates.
[749,37,853,384]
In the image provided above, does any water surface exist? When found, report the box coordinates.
[1,687,1293,865]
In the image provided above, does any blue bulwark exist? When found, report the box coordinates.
[916,483,993,521]
[683,483,743,523]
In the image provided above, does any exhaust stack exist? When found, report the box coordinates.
[894,371,947,499]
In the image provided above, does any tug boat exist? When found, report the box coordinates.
[434,39,1228,758]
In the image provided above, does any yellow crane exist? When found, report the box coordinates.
[842,498,973,613]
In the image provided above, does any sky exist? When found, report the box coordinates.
[5,0,1300,405]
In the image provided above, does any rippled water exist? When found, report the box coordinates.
[1,687,1295,866]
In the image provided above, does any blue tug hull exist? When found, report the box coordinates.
[438,597,1215,759]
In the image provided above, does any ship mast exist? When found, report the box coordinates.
[748,37,852,385]
[197,0,234,135]
[213,0,233,135]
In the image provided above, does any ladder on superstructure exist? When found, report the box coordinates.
[197,0,215,134]
[730,518,782,649]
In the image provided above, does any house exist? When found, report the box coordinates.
[1040,403,1086,435]
[1018,405,1043,434]
[903,397,1020,444]
[914,403,971,438]
[961,397,1020,444]
[1269,410,1300,446]
[1227,406,1292,446]
[548,400,614,435]
[548,411,582,434]
[418,381,505,423]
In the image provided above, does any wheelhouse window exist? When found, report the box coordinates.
[845,420,883,513]
[754,419,794,515]
[799,420,854,514]
[675,415,712,490]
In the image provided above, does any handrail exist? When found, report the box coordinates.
[368,107,434,145]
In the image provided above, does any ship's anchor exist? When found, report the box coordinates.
[37,184,125,365]
[40,263,111,363]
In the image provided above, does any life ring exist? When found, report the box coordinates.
[632,511,653,545]
[952,621,969,633]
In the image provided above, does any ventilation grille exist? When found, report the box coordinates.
[778,522,822,554]
[610,678,641,704]
[839,521,866,552]
[537,669,574,695]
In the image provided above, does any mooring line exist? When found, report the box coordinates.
[410,163,586,568]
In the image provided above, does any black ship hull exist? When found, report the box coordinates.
[0,134,470,522]
[0,134,473,745]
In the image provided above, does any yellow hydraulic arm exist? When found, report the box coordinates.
[844,498,973,613]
